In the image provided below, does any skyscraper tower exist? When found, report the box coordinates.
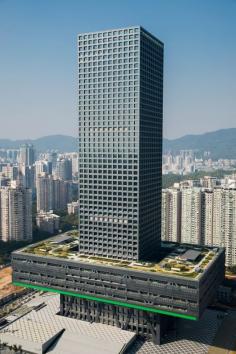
[12,27,225,347]
[19,144,35,166]
[78,26,163,261]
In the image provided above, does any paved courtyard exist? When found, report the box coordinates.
[127,309,224,354]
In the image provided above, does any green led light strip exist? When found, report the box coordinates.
[13,281,197,321]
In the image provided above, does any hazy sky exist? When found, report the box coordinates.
[0,0,235,140]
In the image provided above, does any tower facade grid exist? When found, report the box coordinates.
[78,26,164,261]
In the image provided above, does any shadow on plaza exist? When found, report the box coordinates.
[161,311,236,351]
[126,310,236,353]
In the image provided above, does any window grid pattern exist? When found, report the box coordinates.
[78,27,163,260]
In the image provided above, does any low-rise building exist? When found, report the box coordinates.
[36,210,60,234]
[67,201,79,215]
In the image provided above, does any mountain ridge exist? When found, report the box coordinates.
[0,135,77,152]
[163,128,236,159]
[0,128,236,158]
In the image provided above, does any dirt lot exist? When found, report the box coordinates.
[0,266,23,299]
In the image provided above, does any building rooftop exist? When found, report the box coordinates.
[1,292,233,354]
[14,232,221,280]
[0,293,135,354]
[179,250,201,262]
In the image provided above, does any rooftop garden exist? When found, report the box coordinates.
[19,234,219,279]
[23,232,79,259]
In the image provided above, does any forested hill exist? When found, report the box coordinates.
[163,128,236,159]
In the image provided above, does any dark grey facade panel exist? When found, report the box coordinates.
[60,295,170,344]
[78,26,163,261]
[12,247,224,320]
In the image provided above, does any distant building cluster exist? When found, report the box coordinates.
[0,143,78,242]
[36,174,73,212]
[163,150,236,175]
[162,174,236,266]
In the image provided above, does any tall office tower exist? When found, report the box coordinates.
[78,26,163,261]
[161,188,181,242]
[12,27,225,348]
[181,188,203,245]
[55,158,72,181]
[0,183,32,241]
[19,144,35,166]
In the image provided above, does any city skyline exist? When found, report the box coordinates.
[0,0,235,140]
[0,17,233,352]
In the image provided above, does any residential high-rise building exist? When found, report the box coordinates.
[71,153,79,176]
[35,160,52,177]
[0,182,32,241]
[162,188,181,242]
[181,188,203,245]
[78,26,163,261]
[36,174,73,212]
[19,144,35,166]
[211,188,236,267]
[224,189,236,266]
[36,174,54,212]
[212,188,226,248]
[45,151,58,172]
[202,189,214,246]
[1,164,19,181]
[18,164,35,190]
[0,175,11,187]
[55,158,72,181]
[161,184,236,267]
[201,176,217,189]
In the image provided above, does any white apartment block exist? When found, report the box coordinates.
[161,183,236,267]
[181,188,203,245]
[205,187,235,265]
[0,184,32,242]
[67,201,79,215]
[203,189,214,246]
[161,189,181,242]
[212,188,225,248]
[36,174,73,212]
[224,189,236,267]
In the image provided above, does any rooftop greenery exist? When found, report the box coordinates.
[20,234,219,279]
